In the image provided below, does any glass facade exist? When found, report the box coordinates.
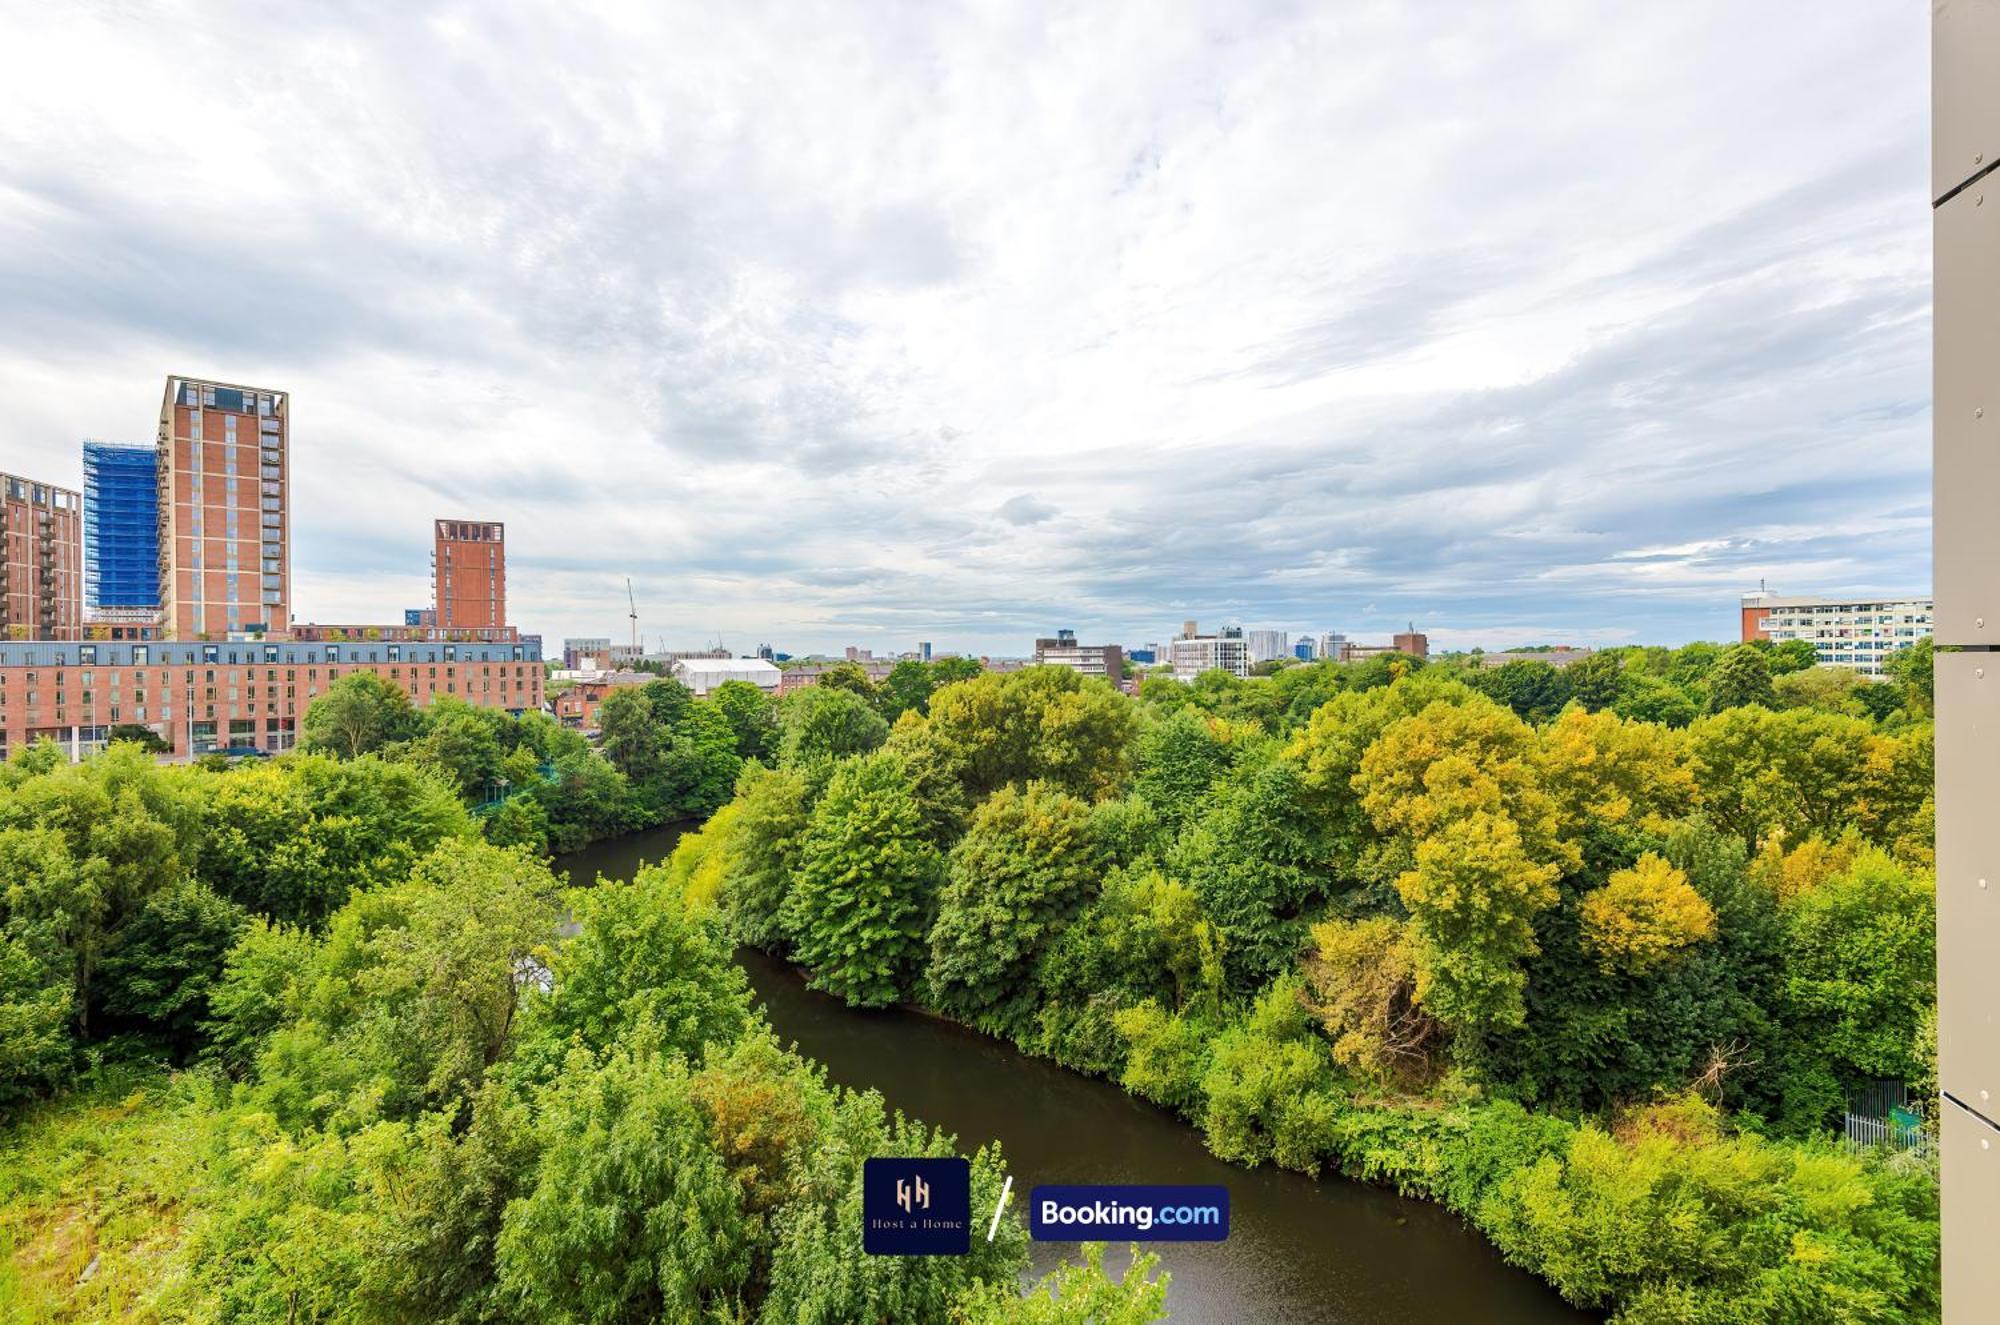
[81,441,160,615]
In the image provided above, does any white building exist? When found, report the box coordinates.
[1168,634,1249,680]
[1319,631,1348,659]
[671,656,783,697]
[1740,592,1933,679]
[1244,629,1291,664]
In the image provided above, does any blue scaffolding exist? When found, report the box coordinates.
[82,441,160,614]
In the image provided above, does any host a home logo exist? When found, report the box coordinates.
[864,1157,970,1255]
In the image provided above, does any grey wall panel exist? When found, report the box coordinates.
[1936,0,2000,202]
[1935,184,2000,643]
[1943,1104,2000,1311]
[1939,652,2000,1107]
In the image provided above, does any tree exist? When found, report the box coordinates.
[815,661,877,699]
[928,784,1101,1031]
[780,753,942,1007]
[97,876,248,1053]
[1301,915,1439,1087]
[1564,651,1625,713]
[1765,638,1820,675]
[405,696,506,799]
[106,723,169,753]
[720,764,813,947]
[1471,660,1572,725]
[301,673,422,759]
[1577,853,1718,974]
[1394,812,1561,1032]
[520,866,750,1071]
[598,687,669,785]
[709,679,778,761]
[1704,644,1776,713]
[1776,847,1935,1125]
[1885,637,1934,714]
[498,1044,750,1321]
[952,1245,1168,1323]
[877,659,939,722]
[1132,708,1237,829]
[777,685,891,768]
[1171,759,1332,991]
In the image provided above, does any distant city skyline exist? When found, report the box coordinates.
[0,5,1929,658]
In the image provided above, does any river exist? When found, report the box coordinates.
[560,825,1594,1325]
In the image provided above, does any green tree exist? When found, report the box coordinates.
[720,764,813,948]
[301,672,423,759]
[777,685,892,768]
[780,753,941,1007]
[520,866,751,1072]
[1765,638,1820,675]
[498,1043,750,1321]
[928,784,1101,1031]
[952,1245,1168,1323]
[1132,708,1237,829]
[709,679,779,761]
[877,659,939,722]
[1885,636,1934,714]
[1564,650,1625,712]
[1471,660,1572,725]
[1704,644,1777,713]
[97,876,247,1053]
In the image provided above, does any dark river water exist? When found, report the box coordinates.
[559,826,1594,1325]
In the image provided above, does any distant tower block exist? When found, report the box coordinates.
[433,519,506,632]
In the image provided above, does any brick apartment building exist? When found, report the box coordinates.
[0,636,541,759]
[157,376,290,639]
[434,519,505,631]
[0,474,84,641]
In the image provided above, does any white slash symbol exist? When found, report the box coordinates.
[986,1175,1013,1242]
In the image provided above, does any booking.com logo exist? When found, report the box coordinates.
[1029,1185,1230,1242]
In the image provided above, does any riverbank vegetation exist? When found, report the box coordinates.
[294,657,989,856]
[680,643,1939,1324]
[0,742,1166,1322]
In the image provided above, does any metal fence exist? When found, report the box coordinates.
[1843,1111,1933,1158]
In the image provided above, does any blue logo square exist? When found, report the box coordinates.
[863,1156,972,1255]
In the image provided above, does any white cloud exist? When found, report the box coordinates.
[0,0,1929,655]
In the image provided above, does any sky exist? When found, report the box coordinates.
[0,1,1931,658]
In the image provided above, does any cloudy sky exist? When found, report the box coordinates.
[0,2,1929,657]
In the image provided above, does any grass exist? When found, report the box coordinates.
[0,1064,209,1323]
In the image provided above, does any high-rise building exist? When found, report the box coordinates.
[920,641,933,662]
[157,376,289,638]
[563,636,612,669]
[1245,629,1290,663]
[1293,637,1317,661]
[1167,632,1249,679]
[0,474,83,640]
[82,441,160,635]
[433,520,506,632]
[1739,591,1933,678]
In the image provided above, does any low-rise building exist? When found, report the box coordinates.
[672,656,781,697]
[1033,630,1124,683]
[1739,591,1933,678]
[1334,631,1429,664]
[551,668,652,731]
[0,636,541,759]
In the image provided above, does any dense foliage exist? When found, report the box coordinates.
[686,646,1939,1324]
[0,717,1165,1322]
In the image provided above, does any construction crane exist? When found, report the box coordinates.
[626,578,639,653]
